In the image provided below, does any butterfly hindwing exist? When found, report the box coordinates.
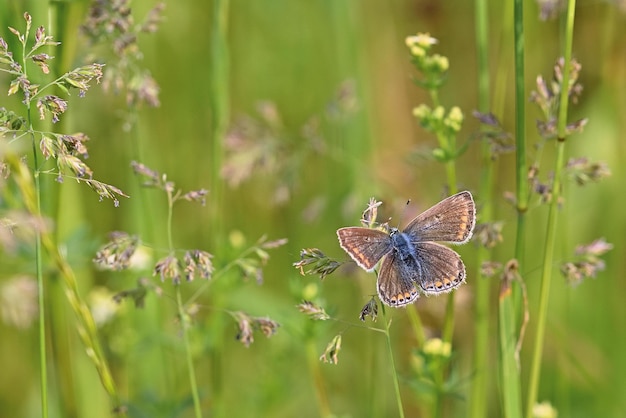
[412,242,466,294]
[377,252,419,307]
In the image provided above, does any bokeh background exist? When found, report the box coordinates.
[0,1,624,417]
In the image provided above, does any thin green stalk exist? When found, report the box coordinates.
[382,312,405,418]
[208,3,229,415]
[469,0,492,415]
[177,287,203,418]
[498,0,526,416]
[441,290,456,348]
[525,142,565,417]
[407,305,426,347]
[526,2,576,416]
[21,20,49,413]
[499,278,523,417]
[306,340,331,418]
[430,81,459,418]
[9,155,120,405]
[166,190,202,418]
[33,127,48,418]
[209,0,230,246]
[166,190,175,251]
[514,3,529,215]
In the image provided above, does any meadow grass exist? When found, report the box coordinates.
[0,2,623,417]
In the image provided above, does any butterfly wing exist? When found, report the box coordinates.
[404,191,476,244]
[412,242,466,294]
[377,252,419,307]
[337,227,392,271]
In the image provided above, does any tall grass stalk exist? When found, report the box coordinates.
[407,305,426,347]
[31,121,49,418]
[208,1,230,416]
[525,1,577,416]
[426,58,459,418]
[16,15,51,416]
[382,310,405,418]
[306,339,332,418]
[177,287,202,418]
[498,0,526,416]
[469,0,492,416]
[8,154,120,408]
[7,11,123,413]
[47,8,86,415]
[499,276,523,417]
[166,185,202,418]
[209,0,230,239]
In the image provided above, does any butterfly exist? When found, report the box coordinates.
[337,191,475,307]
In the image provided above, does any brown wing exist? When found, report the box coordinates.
[377,252,419,307]
[404,191,476,244]
[337,227,392,272]
[412,242,466,295]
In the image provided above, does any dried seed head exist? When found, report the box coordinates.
[235,311,254,348]
[319,335,342,364]
[297,300,330,321]
[93,231,140,270]
[293,248,341,280]
[153,254,182,284]
[358,297,378,322]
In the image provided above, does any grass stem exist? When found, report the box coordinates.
[525,1,576,416]
[383,311,405,418]
[177,287,203,418]
[469,1,492,414]
[498,0,527,416]
[306,339,331,418]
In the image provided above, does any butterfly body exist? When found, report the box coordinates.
[390,228,419,263]
[337,191,476,307]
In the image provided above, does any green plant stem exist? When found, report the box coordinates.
[426,69,460,418]
[21,20,49,413]
[525,3,576,415]
[177,287,203,418]
[32,127,49,418]
[499,278,523,417]
[8,155,120,405]
[524,142,565,418]
[407,305,426,347]
[513,0,528,269]
[382,311,405,418]
[498,0,527,416]
[469,0,492,415]
[209,0,230,248]
[306,340,331,418]
[166,190,174,250]
[166,190,202,417]
[208,4,229,415]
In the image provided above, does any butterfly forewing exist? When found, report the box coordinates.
[404,191,475,244]
[377,252,419,307]
[412,242,466,294]
[336,227,392,271]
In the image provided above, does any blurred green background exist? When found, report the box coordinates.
[0,1,624,417]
